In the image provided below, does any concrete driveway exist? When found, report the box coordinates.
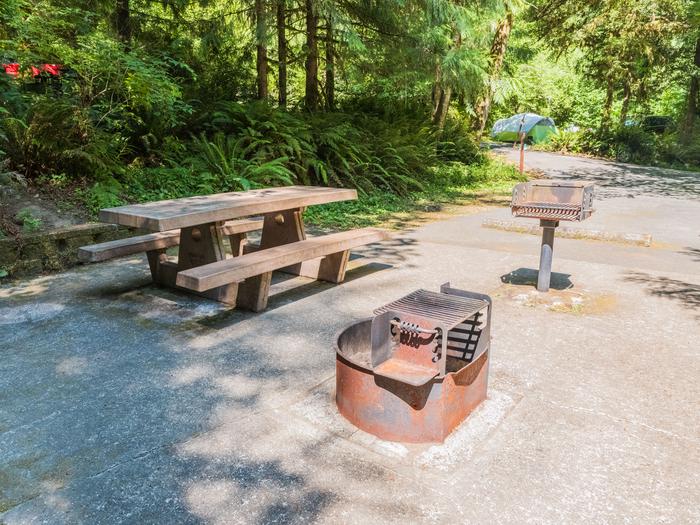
[1,154,699,524]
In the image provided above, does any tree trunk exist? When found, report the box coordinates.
[304,0,319,111]
[115,0,131,45]
[473,9,514,140]
[277,0,287,107]
[431,62,442,118]
[325,15,335,110]
[600,78,614,134]
[433,86,452,129]
[255,0,268,100]
[619,80,631,127]
[432,31,460,129]
[681,37,700,144]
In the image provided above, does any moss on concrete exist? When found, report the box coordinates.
[0,223,130,279]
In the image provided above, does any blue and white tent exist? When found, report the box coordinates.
[491,113,557,143]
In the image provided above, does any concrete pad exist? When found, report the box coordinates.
[2,156,699,523]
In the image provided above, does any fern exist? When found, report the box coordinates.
[186,131,296,191]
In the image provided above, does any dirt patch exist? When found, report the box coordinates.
[493,284,617,315]
[0,172,88,238]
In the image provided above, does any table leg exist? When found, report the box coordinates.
[148,221,239,305]
[236,272,272,312]
[259,208,306,249]
[259,207,350,283]
[146,249,168,281]
[228,232,247,257]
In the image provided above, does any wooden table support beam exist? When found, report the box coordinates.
[147,221,239,305]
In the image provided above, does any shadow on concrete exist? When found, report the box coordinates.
[500,268,573,290]
[547,162,700,200]
[624,271,700,315]
[680,247,700,263]
[0,234,441,523]
[0,259,425,522]
[352,236,419,267]
[198,260,392,330]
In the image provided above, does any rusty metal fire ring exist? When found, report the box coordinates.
[335,317,490,444]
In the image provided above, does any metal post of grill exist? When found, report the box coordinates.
[510,180,595,291]
[537,219,558,291]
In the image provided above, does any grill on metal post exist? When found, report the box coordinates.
[335,284,492,443]
[511,180,595,291]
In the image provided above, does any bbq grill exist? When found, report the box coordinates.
[511,180,595,291]
[335,284,491,443]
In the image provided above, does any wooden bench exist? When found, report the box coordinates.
[78,218,263,263]
[175,227,389,311]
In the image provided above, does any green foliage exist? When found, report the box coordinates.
[187,132,296,190]
[438,118,483,163]
[1,0,696,222]
[303,192,412,228]
[532,129,584,154]
[611,127,658,164]
[307,112,425,195]
[535,125,700,170]
[15,208,43,232]
[0,0,189,179]
[1,99,128,178]
[193,102,456,196]
[305,157,525,229]
[657,133,700,167]
[120,167,200,202]
[83,177,125,212]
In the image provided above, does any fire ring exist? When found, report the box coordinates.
[335,284,492,443]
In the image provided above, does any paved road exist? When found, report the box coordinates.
[494,145,700,200]
[493,146,700,262]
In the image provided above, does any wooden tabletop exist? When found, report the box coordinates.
[99,186,358,231]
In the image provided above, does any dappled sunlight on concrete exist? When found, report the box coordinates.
[55,357,89,376]
[212,374,262,401]
[624,270,700,315]
[0,302,65,324]
[0,280,50,299]
[2,164,700,523]
[169,364,216,387]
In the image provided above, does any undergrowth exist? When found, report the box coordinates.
[304,158,525,228]
[75,155,524,230]
[533,127,700,170]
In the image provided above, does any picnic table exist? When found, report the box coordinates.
[79,186,389,311]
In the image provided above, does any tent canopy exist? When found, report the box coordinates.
[491,113,557,143]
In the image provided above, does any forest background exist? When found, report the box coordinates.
[1,0,698,231]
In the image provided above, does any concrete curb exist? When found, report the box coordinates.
[481,218,652,247]
[0,223,131,278]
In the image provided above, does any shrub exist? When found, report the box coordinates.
[186,132,296,190]
[15,208,43,232]
[192,103,427,196]
[534,129,584,154]
[656,133,700,169]
[0,99,128,178]
[611,126,657,164]
[438,118,482,164]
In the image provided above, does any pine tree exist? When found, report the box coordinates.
[305,0,319,110]
[255,0,269,100]
[473,8,513,139]
[277,0,287,107]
